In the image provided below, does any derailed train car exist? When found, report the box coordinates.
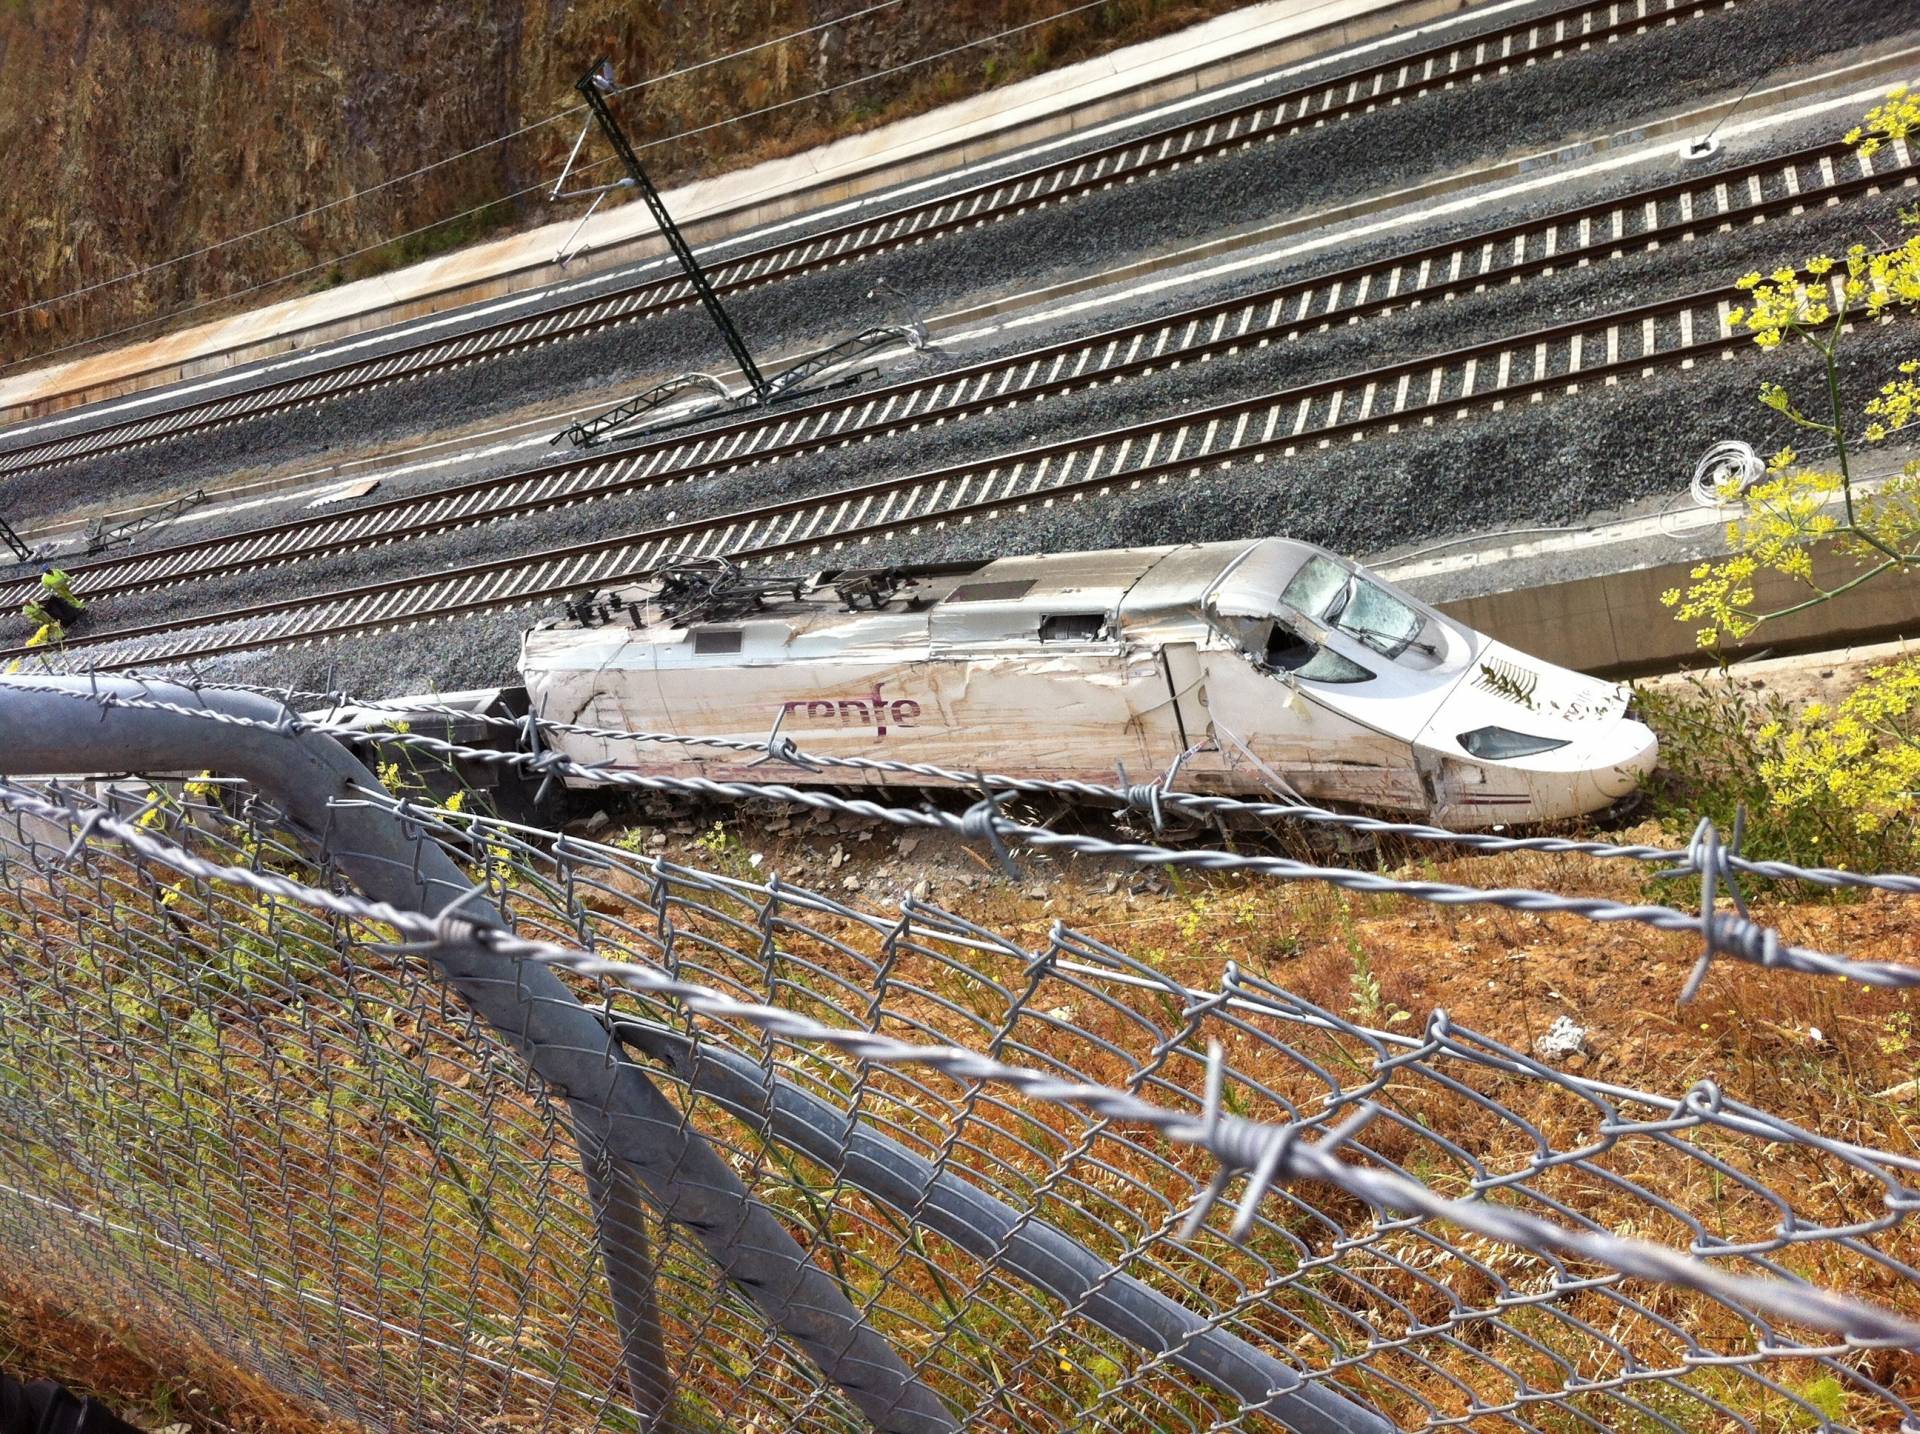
[520,538,1658,828]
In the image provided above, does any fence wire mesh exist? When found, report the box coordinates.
[0,677,1917,1434]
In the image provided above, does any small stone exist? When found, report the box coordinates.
[910,879,931,901]
[581,809,609,833]
[748,852,764,868]
[1024,884,1049,901]
[1535,1015,1588,1061]
[829,844,848,870]
[646,831,667,850]
[898,836,920,857]
[842,875,863,891]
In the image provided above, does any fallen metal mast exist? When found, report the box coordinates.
[574,59,771,402]
[0,515,29,563]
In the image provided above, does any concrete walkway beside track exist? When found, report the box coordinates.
[0,0,1511,422]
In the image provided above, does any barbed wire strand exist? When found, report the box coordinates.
[4,676,1918,1000]
[2,775,1915,1352]
[190,679,1920,896]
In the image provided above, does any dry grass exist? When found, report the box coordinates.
[581,822,1920,1429]
[3,796,1918,1432]
[0,1271,348,1433]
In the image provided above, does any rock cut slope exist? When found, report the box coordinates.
[0,0,1273,365]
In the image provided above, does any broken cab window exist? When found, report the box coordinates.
[1263,621,1373,683]
[1213,613,1374,685]
[1281,555,1428,659]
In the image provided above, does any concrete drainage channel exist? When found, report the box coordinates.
[1404,538,1920,678]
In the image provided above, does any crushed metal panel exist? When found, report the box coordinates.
[1121,539,1262,619]
[1201,538,1322,619]
[307,478,382,509]
[518,534,1660,825]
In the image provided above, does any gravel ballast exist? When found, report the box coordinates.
[5,0,1914,525]
[7,0,1918,696]
[76,180,1918,626]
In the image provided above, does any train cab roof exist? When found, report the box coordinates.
[527,540,1326,665]
[526,545,1320,660]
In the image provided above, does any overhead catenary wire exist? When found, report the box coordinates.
[0,0,909,327]
[0,173,595,378]
[1,0,1121,372]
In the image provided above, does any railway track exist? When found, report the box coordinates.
[9,132,1910,618]
[15,264,1897,672]
[0,0,1737,482]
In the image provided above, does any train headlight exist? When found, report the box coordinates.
[1458,726,1571,761]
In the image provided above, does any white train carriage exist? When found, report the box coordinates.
[520,538,1657,828]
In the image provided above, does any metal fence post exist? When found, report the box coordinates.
[572,1112,675,1428]
[615,1018,1394,1434]
[0,675,956,1434]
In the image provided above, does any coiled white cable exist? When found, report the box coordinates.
[1690,439,1765,507]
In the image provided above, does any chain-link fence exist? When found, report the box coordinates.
[1,674,1916,1433]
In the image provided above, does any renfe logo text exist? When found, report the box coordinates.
[779,685,923,738]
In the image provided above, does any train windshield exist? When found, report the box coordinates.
[1207,609,1375,684]
[1263,624,1373,683]
[1280,557,1429,660]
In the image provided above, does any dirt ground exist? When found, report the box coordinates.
[0,1274,351,1434]
[618,800,1919,1108]
[10,643,1920,1431]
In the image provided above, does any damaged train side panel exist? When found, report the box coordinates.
[521,538,1659,826]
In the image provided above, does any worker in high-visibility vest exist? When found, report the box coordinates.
[38,568,83,615]
[18,569,84,648]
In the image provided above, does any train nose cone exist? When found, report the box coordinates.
[1590,720,1660,800]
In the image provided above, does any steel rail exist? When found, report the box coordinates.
[13,271,1862,671]
[9,131,1902,616]
[0,0,1734,482]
